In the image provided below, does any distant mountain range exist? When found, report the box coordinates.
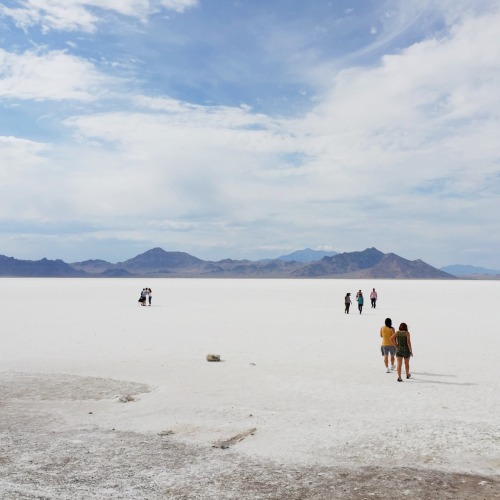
[0,247,466,279]
[0,255,84,277]
[439,264,500,277]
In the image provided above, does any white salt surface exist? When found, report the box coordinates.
[1,278,499,478]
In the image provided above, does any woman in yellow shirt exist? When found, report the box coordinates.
[380,318,396,373]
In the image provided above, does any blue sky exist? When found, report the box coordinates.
[1,0,499,268]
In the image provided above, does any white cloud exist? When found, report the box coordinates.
[0,136,55,219]
[296,7,500,198]
[0,136,49,186]
[1,1,101,33]
[61,106,301,222]
[157,0,198,14]
[0,48,114,101]
[0,0,198,32]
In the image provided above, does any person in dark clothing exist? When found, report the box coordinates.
[344,293,352,314]
[138,288,148,306]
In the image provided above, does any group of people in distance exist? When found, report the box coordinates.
[381,318,413,382]
[344,288,378,314]
[138,288,152,306]
[343,289,413,382]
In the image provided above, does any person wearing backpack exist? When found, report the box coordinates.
[356,291,364,314]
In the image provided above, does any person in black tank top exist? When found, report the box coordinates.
[390,322,413,382]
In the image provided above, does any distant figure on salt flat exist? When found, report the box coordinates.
[380,318,396,373]
[390,322,413,382]
[356,290,364,314]
[370,288,378,308]
[148,288,152,306]
[344,293,352,314]
[138,288,148,306]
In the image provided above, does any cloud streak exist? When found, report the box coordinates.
[0,0,198,32]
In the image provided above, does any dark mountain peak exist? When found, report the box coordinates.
[291,248,454,279]
[370,253,454,279]
[277,248,338,263]
[78,259,112,265]
[70,258,113,274]
[293,247,385,277]
[118,247,203,270]
[142,247,168,256]
[357,247,385,258]
[323,247,385,266]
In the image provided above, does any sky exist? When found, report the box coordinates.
[1,0,499,268]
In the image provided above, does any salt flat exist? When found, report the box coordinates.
[0,278,499,499]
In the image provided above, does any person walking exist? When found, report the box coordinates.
[380,318,396,373]
[139,288,148,306]
[344,293,352,314]
[148,288,152,306]
[356,291,364,314]
[390,322,413,382]
[370,288,378,308]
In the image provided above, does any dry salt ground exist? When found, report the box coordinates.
[0,278,499,499]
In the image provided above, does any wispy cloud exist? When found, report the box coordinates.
[0,0,198,32]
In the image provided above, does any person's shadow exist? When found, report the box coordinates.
[410,372,477,386]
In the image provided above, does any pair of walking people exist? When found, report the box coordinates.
[138,287,152,306]
[380,318,413,382]
[344,290,364,314]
